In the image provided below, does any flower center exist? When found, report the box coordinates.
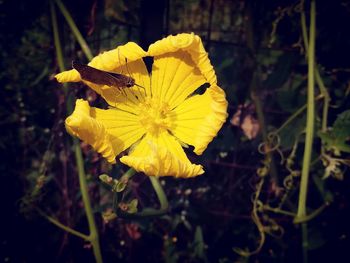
[138,97,172,135]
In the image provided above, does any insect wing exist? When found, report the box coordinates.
[72,61,130,87]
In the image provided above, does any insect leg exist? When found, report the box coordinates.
[124,58,146,99]
[113,87,124,108]
[116,48,129,105]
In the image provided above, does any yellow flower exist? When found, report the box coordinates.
[55,33,228,178]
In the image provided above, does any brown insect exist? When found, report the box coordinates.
[72,61,144,89]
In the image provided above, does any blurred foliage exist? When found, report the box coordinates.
[1,0,350,262]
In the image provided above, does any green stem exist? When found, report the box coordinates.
[149,176,169,210]
[120,168,137,181]
[50,1,65,84]
[275,95,323,135]
[316,70,330,134]
[295,0,316,222]
[50,0,74,113]
[54,0,93,61]
[51,2,102,262]
[38,209,89,240]
[296,202,328,223]
[300,2,308,52]
[74,140,103,263]
[119,175,169,219]
[301,1,330,154]
[263,205,296,217]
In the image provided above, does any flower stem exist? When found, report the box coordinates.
[54,0,93,61]
[118,175,169,219]
[149,176,169,210]
[74,140,103,263]
[294,0,316,223]
[121,167,137,181]
[50,2,103,262]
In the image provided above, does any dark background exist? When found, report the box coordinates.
[1,0,350,262]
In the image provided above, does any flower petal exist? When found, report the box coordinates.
[120,132,204,178]
[65,99,119,163]
[151,52,206,109]
[65,99,146,163]
[92,106,146,154]
[89,42,147,70]
[55,42,150,108]
[170,84,228,155]
[147,33,217,85]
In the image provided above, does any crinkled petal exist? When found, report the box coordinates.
[151,51,206,109]
[65,99,119,163]
[170,84,228,155]
[120,132,204,178]
[147,33,217,85]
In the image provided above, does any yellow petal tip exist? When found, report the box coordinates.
[55,69,81,83]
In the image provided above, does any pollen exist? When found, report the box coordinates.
[138,96,172,135]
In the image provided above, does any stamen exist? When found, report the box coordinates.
[138,97,172,135]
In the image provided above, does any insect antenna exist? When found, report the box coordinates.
[124,57,147,98]
[111,49,127,105]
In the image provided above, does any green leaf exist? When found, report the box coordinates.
[332,110,350,140]
[318,110,350,154]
